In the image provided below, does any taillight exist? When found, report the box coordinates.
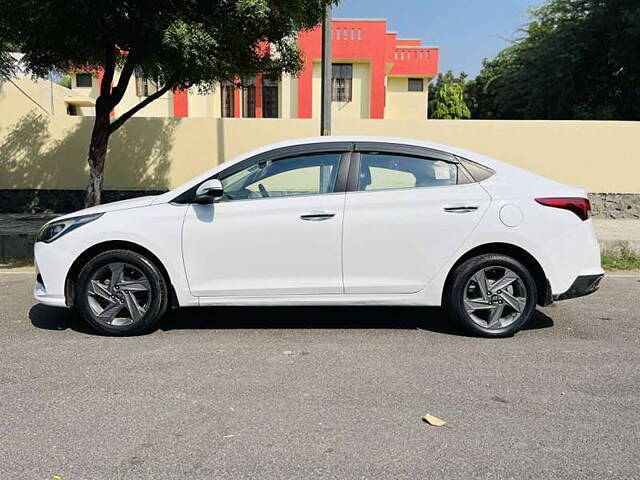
[535,197,591,221]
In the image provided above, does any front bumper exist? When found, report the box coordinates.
[33,244,72,308]
[553,274,604,301]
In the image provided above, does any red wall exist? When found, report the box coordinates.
[172,89,189,118]
[154,21,438,119]
[297,20,439,119]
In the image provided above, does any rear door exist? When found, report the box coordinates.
[342,144,491,294]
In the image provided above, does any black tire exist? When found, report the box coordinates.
[75,249,169,336]
[445,253,537,338]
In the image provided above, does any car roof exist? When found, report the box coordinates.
[221,135,508,170]
[155,135,567,204]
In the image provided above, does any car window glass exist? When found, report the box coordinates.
[220,153,341,201]
[358,153,458,191]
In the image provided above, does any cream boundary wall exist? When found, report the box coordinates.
[111,72,173,118]
[1,78,70,116]
[0,112,639,193]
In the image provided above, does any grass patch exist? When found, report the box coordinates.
[602,249,640,271]
[0,258,34,269]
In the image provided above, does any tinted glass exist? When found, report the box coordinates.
[408,78,424,92]
[220,153,342,201]
[76,73,93,87]
[262,78,279,118]
[358,153,457,191]
[332,64,353,102]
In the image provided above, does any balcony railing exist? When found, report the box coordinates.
[335,27,363,41]
[394,48,435,62]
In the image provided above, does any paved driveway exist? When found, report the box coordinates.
[1,270,639,479]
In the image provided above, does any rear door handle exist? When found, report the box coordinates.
[443,205,479,213]
[300,213,336,221]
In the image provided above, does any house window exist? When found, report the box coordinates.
[76,73,93,88]
[408,78,424,92]
[242,78,256,118]
[221,81,235,118]
[262,77,279,118]
[332,64,353,102]
[134,68,159,97]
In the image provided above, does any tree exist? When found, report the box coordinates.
[429,71,471,120]
[1,0,337,206]
[468,0,640,120]
[428,70,470,119]
[57,74,72,89]
[0,14,16,78]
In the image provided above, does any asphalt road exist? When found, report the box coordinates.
[1,270,639,480]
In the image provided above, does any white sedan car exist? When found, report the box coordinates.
[34,136,603,337]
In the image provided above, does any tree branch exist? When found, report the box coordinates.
[100,44,116,97]
[108,51,137,108]
[108,84,172,134]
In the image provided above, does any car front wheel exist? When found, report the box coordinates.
[445,253,537,337]
[75,249,169,335]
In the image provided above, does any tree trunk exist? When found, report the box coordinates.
[84,106,111,208]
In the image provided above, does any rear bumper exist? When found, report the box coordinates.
[553,274,604,301]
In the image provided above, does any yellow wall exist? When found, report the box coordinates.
[385,76,428,120]
[112,72,174,118]
[1,113,639,193]
[312,62,371,120]
[0,78,70,117]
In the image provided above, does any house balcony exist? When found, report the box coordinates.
[389,47,439,77]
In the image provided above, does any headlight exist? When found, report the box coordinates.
[37,213,104,243]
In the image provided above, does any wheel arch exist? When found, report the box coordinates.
[442,242,551,306]
[64,240,178,308]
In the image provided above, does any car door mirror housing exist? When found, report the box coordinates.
[194,179,224,204]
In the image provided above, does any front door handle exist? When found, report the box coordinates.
[444,205,479,213]
[300,213,335,221]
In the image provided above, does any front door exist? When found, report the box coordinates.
[182,151,347,297]
[343,151,491,294]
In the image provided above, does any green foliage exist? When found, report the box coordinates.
[602,249,640,271]
[0,0,337,92]
[468,0,640,120]
[0,0,339,205]
[0,14,15,77]
[429,71,471,120]
[57,74,71,89]
[428,70,470,119]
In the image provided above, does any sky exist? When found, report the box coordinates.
[333,0,544,78]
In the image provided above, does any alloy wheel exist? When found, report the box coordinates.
[463,266,527,330]
[87,262,152,327]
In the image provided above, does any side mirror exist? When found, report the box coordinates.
[193,179,224,204]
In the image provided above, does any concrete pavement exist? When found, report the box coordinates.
[1,271,639,479]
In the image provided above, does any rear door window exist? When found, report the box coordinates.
[358,153,458,192]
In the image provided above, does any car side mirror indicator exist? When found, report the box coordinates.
[194,179,224,204]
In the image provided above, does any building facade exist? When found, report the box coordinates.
[64,19,439,120]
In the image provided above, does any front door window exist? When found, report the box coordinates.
[220,153,342,201]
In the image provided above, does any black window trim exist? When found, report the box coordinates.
[455,155,496,183]
[75,73,93,88]
[171,142,493,204]
[408,78,424,92]
[346,143,460,192]
[172,142,353,204]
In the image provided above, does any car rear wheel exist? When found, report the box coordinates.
[445,254,537,337]
[75,249,168,335]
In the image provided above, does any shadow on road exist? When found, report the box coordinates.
[29,304,554,337]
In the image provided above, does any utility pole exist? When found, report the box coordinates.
[49,71,55,115]
[320,3,332,136]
